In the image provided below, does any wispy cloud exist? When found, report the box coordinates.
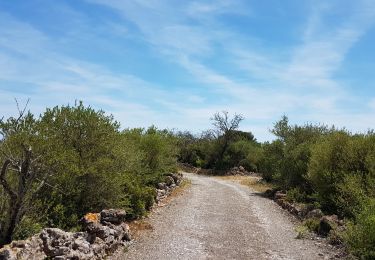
[0,10,193,128]
[0,1,374,141]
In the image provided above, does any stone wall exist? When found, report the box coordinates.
[0,209,131,260]
[0,173,184,260]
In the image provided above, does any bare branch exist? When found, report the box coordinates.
[0,159,17,200]
[211,111,244,135]
[14,98,30,122]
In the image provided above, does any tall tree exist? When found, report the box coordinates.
[210,111,244,169]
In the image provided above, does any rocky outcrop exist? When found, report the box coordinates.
[156,173,183,202]
[0,209,131,260]
[0,236,45,260]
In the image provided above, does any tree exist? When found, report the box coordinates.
[210,111,244,170]
[271,115,290,142]
[36,102,123,227]
[0,103,49,245]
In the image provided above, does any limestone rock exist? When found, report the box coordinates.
[166,173,183,185]
[164,176,175,186]
[100,209,126,225]
[306,209,324,219]
[318,215,339,236]
[0,209,132,260]
[157,182,167,190]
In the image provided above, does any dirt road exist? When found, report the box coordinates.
[114,173,338,260]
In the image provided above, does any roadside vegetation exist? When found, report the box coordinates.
[1,103,374,259]
[177,113,375,259]
[0,102,177,246]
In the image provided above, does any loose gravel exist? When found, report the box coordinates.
[112,173,340,260]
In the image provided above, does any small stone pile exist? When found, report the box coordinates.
[156,173,183,202]
[225,166,253,176]
[0,209,131,260]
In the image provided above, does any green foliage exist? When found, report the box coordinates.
[222,139,262,171]
[12,216,43,241]
[176,112,261,173]
[308,131,375,216]
[303,218,320,233]
[258,140,284,182]
[308,131,351,212]
[336,174,368,218]
[278,122,329,189]
[286,188,308,203]
[344,199,375,259]
[121,175,156,219]
[295,225,309,239]
[0,102,178,244]
[35,102,124,225]
[266,116,375,256]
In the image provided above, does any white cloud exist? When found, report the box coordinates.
[67,1,375,139]
[0,0,374,142]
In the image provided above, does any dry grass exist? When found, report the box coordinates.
[217,175,274,193]
[128,220,153,239]
[161,178,192,205]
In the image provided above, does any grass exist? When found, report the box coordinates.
[295,225,309,239]
[217,175,274,193]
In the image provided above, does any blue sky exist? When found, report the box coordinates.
[0,0,374,141]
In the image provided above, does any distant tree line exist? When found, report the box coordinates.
[177,111,262,172]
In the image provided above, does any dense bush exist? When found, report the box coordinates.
[0,102,177,244]
[260,116,375,258]
[176,112,261,172]
[308,131,375,217]
[344,199,375,259]
[258,140,284,182]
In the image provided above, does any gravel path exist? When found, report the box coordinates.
[113,173,339,260]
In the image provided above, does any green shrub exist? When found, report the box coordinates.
[309,131,375,217]
[0,102,179,244]
[286,188,307,203]
[121,175,156,219]
[303,218,320,233]
[258,140,284,182]
[336,174,368,218]
[308,131,351,213]
[270,116,330,190]
[12,216,43,240]
[344,199,375,259]
[327,228,344,245]
[295,225,309,239]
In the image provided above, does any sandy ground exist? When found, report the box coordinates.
[111,173,340,260]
